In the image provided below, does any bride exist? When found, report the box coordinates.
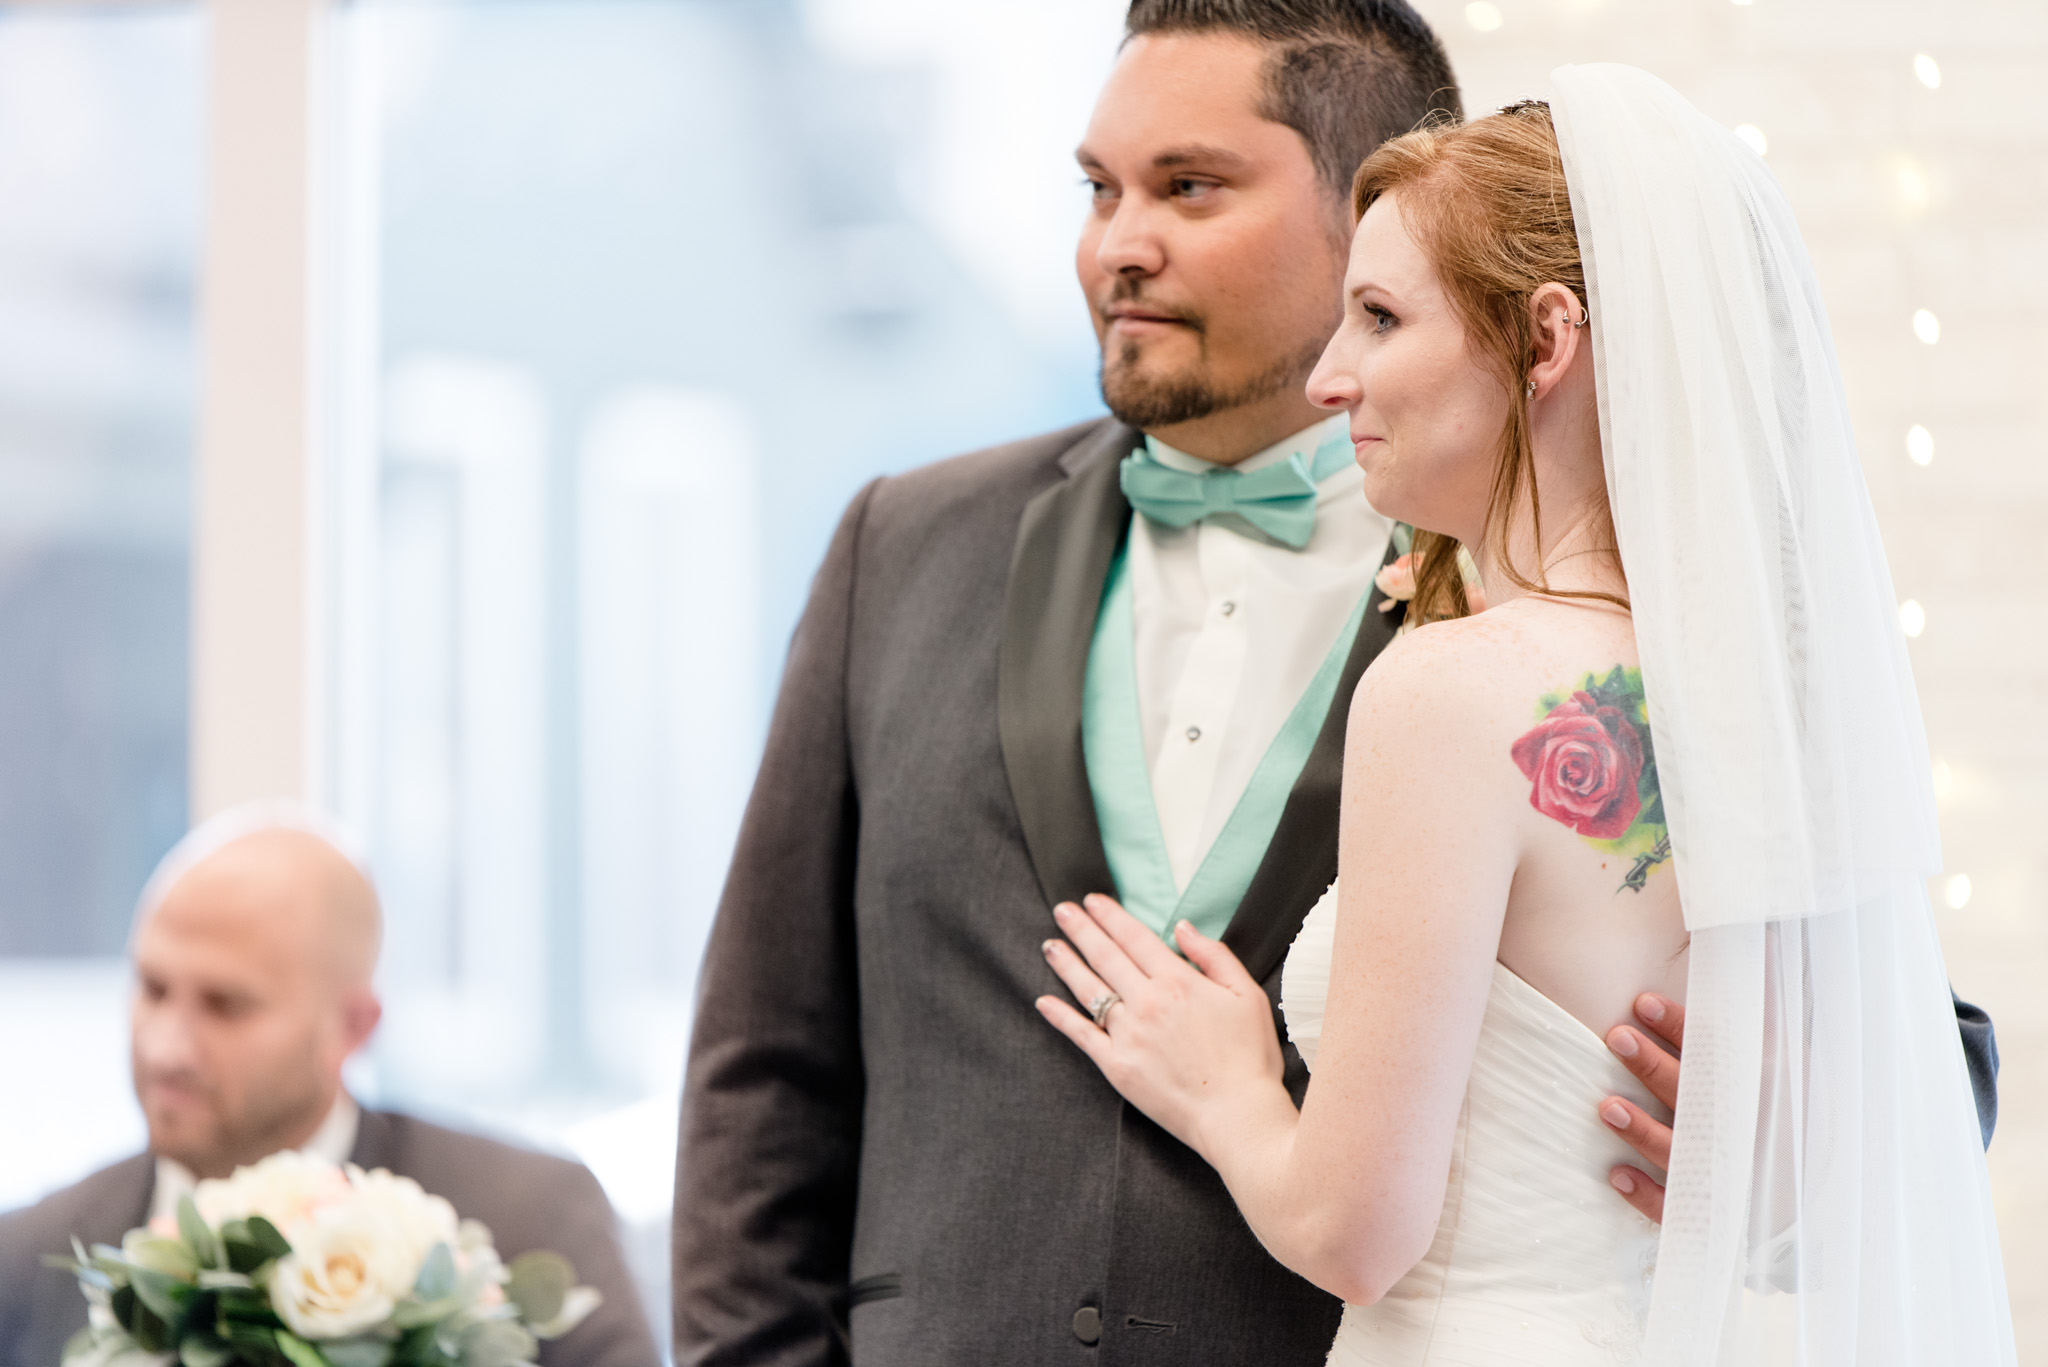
[1037,65,2013,1366]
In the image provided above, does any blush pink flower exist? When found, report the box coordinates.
[1375,550,1488,614]
[1375,553,1419,610]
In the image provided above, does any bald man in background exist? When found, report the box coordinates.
[0,809,657,1367]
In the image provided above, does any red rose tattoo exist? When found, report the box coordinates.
[1517,667,1671,891]
[1512,690,1645,839]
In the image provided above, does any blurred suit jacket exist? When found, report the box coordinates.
[0,1107,658,1367]
[671,416,2001,1367]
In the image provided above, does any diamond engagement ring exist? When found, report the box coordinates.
[1088,991,1122,1028]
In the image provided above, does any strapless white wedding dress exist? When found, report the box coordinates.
[1281,883,1663,1365]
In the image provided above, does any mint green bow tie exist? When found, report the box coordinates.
[1119,436,1353,549]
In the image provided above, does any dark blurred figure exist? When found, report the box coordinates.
[0,805,657,1367]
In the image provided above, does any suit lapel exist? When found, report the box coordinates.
[997,418,1142,909]
[347,1106,398,1170]
[108,1154,154,1241]
[1224,537,1407,986]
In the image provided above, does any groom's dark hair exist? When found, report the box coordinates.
[1125,0,1463,203]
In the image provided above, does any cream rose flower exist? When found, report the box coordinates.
[192,1150,351,1240]
[268,1199,418,1339]
[346,1166,461,1269]
[268,1165,464,1338]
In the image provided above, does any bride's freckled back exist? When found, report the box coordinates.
[1402,594,1687,1040]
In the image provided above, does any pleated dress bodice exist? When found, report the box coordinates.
[1281,883,1664,1366]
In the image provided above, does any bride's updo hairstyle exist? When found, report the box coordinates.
[1351,101,1623,625]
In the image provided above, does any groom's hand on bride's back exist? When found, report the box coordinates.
[1598,992,1685,1223]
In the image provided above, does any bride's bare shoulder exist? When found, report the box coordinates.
[1347,600,1641,770]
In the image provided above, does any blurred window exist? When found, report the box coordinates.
[0,1,201,1207]
[0,5,199,956]
[326,0,1108,1315]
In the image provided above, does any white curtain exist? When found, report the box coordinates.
[1550,62,2014,1366]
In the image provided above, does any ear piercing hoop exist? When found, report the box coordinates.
[1528,305,1589,398]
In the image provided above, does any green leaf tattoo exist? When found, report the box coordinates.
[1510,665,1672,893]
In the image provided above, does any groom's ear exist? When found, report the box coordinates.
[1524,283,1586,400]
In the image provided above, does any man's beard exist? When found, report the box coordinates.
[1099,332,1327,432]
[137,1056,331,1178]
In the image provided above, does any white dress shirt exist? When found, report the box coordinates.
[1130,413,1392,891]
[149,1091,361,1225]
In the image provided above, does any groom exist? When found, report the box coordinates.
[673,3,1997,1364]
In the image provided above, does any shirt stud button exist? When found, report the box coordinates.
[1186,726,1202,742]
[1220,600,1237,616]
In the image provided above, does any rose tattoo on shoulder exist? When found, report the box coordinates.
[1512,665,1671,893]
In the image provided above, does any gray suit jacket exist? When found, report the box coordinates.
[0,1108,658,1367]
[672,417,2000,1367]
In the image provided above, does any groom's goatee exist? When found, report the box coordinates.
[1099,334,1326,430]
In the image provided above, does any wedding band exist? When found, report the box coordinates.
[1088,991,1122,1028]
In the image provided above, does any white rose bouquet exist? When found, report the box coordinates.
[51,1152,599,1367]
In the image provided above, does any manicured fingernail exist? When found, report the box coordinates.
[1085,893,1110,910]
[1601,1101,1631,1129]
[1054,903,1076,920]
[1174,919,1195,938]
[1608,1028,1639,1058]
[1610,1169,1635,1194]
[1637,995,1666,1023]
[1042,939,1058,957]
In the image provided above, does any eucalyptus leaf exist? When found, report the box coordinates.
[388,1324,440,1367]
[213,1299,277,1334]
[219,1220,273,1277]
[504,1252,573,1325]
[242,1216,294,1263]
[128,1297,170,1355]
[125,1237,200,1281]
[176,1196,224,1271]
[460,1319,538,1367]
[531,1287,603,1340]
[389,1296,459,1330]
[179,1334,233,1367]
[319,1338,394,1367]
[42,1250,110,1286]
[221,1243,268,1277]
[128,1268,191,1326]
[220,1318,280,1350]
[275,1330,333,1367]
[216,1287,284,1326]
[414,1243,456,1301]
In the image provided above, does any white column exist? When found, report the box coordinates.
[191,0,327,818]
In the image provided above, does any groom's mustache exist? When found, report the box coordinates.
[1099,279,1206,334]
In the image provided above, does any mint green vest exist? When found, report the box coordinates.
[1081,548,1371,944]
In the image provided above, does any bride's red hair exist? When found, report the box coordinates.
[1351,101,1625,625]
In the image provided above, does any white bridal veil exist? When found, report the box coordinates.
[1547,64,2015,1365]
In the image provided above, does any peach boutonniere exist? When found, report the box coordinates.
[1375,552,1419,611]
[1375,545,1488,617]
